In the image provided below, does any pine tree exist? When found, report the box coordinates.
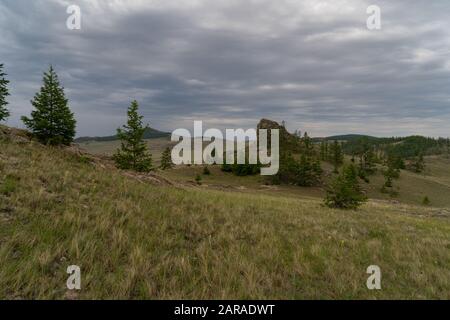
[0,64,10,122]
[22,66,76,145]
[113,100,152,172]
[294,154,322,187]
[409,153,425,173]
[320,141,328,161]
[312,158,323,182]
[331,140,344,173]
[382,152,401,191]
[324,164,367,209]
[160,146,173,170]
[356,138,376,175]
[302,132,313,155]
[387,153,405,170]
[381,165,396,193]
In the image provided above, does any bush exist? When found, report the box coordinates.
[203,166,211,175]
[324,164,367,210]
[275,153,322,187]
[221,163,233,172]
[221,162,260,176]
[195,174,202,185]
[422,196,431,206]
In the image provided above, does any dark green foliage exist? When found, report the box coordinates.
[329,140,344,173]
[203,166,211,175]
[320,141,328,161]
[272,131,323,186]
[321,139,343,172]
[256,120,323,186]
[221,162,260,176]
[383,167,395,188]
[21,66,76,145]
[195,174,202,185]
[275,152,297,182]
[221,150,260,176]
[232,163,260,176]
[221,163,233,173]
[381,164,400,197]
[0,64,10,121]
[160,147,173,170]
[382,154,401,193]
[387,152,405,170]
[422,196,431,206]
[295,155,322,186]
[387,136,445,158]
[342,135,449,160]
[274,152,322,187]
[113,100,152,172]
[302,132,314,156]
[408,153,425,173]
[355,138,377,175]
[357,167,370,183]
[324,164,367,210]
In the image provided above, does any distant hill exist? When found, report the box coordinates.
[312,134,377,142]
[75,127,170,143]
[325,134,450,158]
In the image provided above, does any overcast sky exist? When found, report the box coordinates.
[1,0,449,137]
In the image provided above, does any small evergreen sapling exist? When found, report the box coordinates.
[160,147,173,170]
[324,164,367,210]
[113,100,153,172]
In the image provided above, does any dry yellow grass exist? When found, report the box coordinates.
[78,139,450,207]
[1,128,449,299]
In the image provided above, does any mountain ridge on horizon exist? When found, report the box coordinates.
[74,126,171,143]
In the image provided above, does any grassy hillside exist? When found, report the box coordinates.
[1,127,449,299]
[78,138,450,207]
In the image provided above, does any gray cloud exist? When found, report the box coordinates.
[0,0,449,137]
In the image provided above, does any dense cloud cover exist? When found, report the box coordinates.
[1,0,449,137]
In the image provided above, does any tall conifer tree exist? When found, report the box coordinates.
[331,140,344,173]
[0,64,10,122]
[22,66,76,145]
[113,100,153,172]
